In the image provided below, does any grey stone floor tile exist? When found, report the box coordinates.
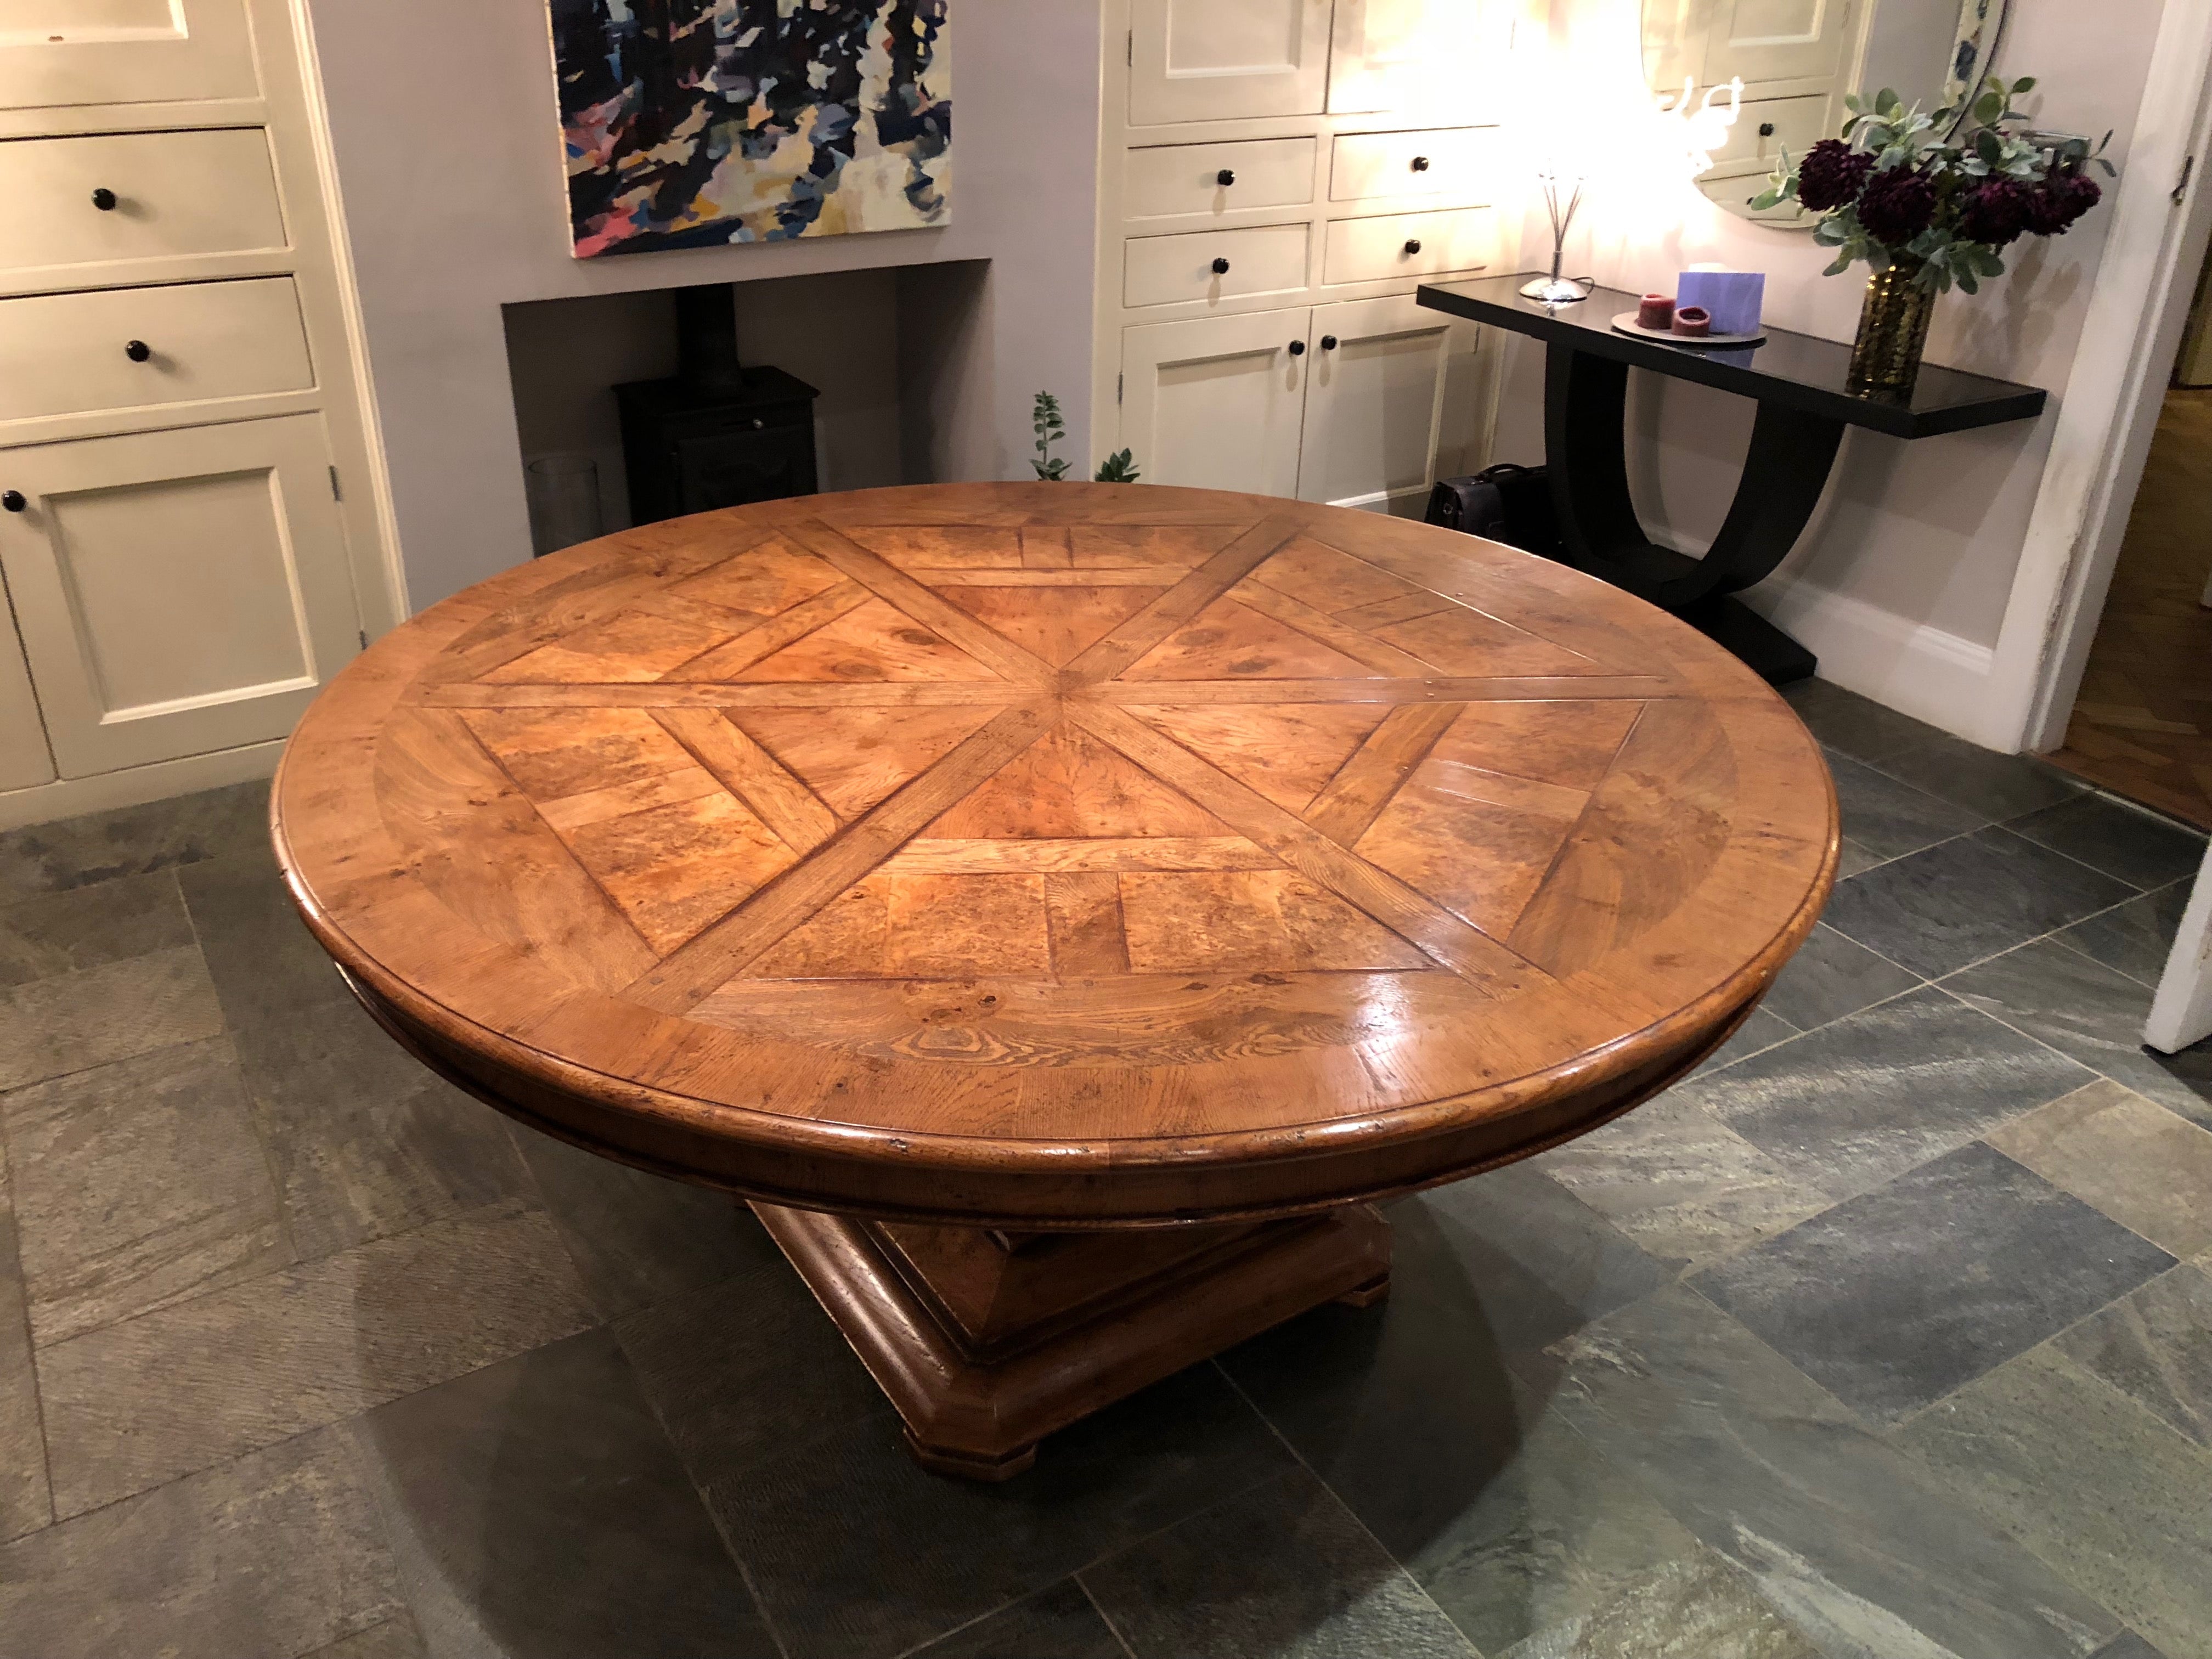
[2094,1635,2175,1659]
[231,993,532,1260]
[2060,883,2193,986]
[1873,731,2089,822]
[1687,984,2094,1201]
[0,942,225,1091]
[1702,1007,1797,1071]
[37,1199,595,1517]
[1891,1348,2212,1659]
[1822,829,2134,979]
[1988,1081,2212,1257]
[704,1364,1295,1659]
[1758,924,1921,1034]
[4,1033,288,1346]
[2005,795,2207,891]
[0,1424,403,1659]
[303,1615,430,1659]
[1823,749,1988,865]
[1690,1142,2174,1426]
[517,1131,783,1321]
[1543,1285,2123,1659]
[1531,1095,1832,1265]
[177,845,354,1030]
[353,1327,775,1659]
[2055,1265,2212,1450]
[0,870,194,987]
[1079,1467,1474,1659]
[1945,939,2212,1128]
[1500,1547,1821,1659]
[0,1135,49,1541]
[912,1582,1127,1659]
[0,780,268,898]
[1780,680,1940,765]
[613,1255,893,1491]
[1835,837,1888,879]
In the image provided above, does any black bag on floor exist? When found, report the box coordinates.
[1424,463,1565,563]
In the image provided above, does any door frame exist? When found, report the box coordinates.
[1984,1,2212,753]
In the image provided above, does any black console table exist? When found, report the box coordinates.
[1415,274,2048,682]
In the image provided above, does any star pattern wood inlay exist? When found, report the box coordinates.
[275,484,1837,1226]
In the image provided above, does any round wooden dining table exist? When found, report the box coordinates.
[273,482,1836,1479]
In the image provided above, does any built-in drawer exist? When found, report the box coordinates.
[1330,128,1497,202]
[1701,94,1829,175]
[1125,223,1311,308]
[1125,138,1317,222]
[1324,208,1496,285]
[0,129,287,281]
[0,278,313,425]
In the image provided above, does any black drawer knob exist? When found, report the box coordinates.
[91,187,117,211]
[1410,155,1431,172]
[125,340,151,363]
[2,491,24,514]
[1211,256,1231,275]
[1403,239,1423,255]
[1321,335,1339,351]
[1759,122,1776,138]
[1217,168,1235,187]
[1288,339,1306,356]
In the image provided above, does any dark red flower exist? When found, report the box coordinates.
[2024,168,2103,236]
[1957,176,2033,246]
[1797,138,1874,212]
[1857,165,1938,246]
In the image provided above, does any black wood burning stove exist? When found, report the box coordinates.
[616,283,821,526]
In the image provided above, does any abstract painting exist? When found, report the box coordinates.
[549,1,951,258]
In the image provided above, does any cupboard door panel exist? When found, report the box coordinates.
[1701,0,1859,95]
[0,582,53,791]
[0,415,361,776]
[1130,0,1331,126]
[0,0,259,112]
[1298,295,1450,511]
[1328,0,1498,116]
[1121,311,1308,499]
[0,128,288,284]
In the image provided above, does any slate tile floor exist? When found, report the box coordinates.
[0,679,2208,1659]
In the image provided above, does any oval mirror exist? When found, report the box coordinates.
[1643,0,2011,223]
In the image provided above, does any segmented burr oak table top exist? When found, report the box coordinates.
[272,483,1838,1226]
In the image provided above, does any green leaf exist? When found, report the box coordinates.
[1824,252,1855,276]
[1878,88,1900,115]
[2012,75,2036,94]
[1093,449,1141,484]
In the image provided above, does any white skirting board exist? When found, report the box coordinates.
[0,739,283,833]
[1741,580,2002,748]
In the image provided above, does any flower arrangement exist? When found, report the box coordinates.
[1752,76,2113,390]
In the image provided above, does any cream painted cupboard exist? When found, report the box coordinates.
[0,0,395,828]
[1093,0,1526,507]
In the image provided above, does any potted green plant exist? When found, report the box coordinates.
[1753,76,2112,392]
[1031,392,1141,483]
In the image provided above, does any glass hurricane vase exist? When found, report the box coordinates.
[1847,262,1937,396]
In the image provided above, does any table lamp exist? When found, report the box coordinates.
[1521,170,1594,305]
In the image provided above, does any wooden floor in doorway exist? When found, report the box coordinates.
[2048,388,2212,830]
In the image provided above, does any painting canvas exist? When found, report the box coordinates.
[549,0,951,258]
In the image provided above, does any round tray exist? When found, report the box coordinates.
[1612,311,1767,348]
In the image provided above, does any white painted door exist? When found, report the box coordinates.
[0,580,53,790]
[2147,845,2212,1052]
[1129,0,1331,126]
[0,414,362,777]
[1296,295,1451,512]
[1328,0,1499,116]
[0,0,259,111]
[1701,0,1859,96]
[1120,309,1310,498]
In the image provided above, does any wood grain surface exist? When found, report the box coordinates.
[273,484,1838,1227]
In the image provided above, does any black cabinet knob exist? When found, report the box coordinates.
[1403,239,1423,255]
[1216,168,1235,187]
[1759,121,1776,138]
[125,340,151,363]
[1321,335,1339,351]
[1288,339,1306,356]
[1211,256,1231,275]
[91,187,117,211]
[1410,155,1431,172]
[2,491,24,514]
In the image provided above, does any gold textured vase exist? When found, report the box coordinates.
[1847,263,1937,395]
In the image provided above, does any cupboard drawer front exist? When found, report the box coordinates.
[0,129,287,280]
[1329,129,1497,203]
[1124,223,1311,308]
[0,0,258,111]
[0,278,313,425]
[1323,208,1496,285]
[1125,138,1316,222]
